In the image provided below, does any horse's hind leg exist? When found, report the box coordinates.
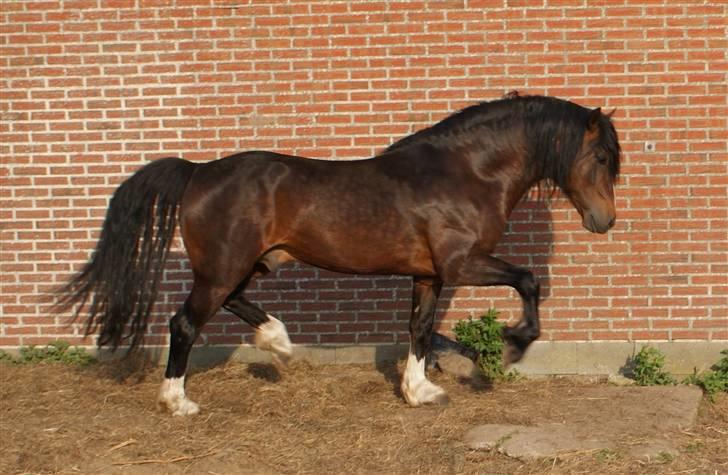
[223,287,292,367]
[158,278,231,416]
[223,250,296,365]
[401,276,448,406]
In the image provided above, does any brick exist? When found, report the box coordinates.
[0,0,725,349]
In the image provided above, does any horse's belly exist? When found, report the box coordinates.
[282,232,437,277]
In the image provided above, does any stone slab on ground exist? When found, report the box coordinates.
[464,423,606,459]
[464,385,703,460]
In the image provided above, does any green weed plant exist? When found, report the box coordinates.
[453,309,519,381]
[631,346,676,386]
[0,340,95,366]
[683,349,728,401]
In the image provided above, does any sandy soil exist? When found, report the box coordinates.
[1,359,726,474]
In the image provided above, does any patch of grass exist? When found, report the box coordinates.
[594,448,621,463]
[493,432,515,450]
[630,346,676,386]
[2,340,96,366]
[499,368,523,382]
[0,349,15,363]
[453,309,520,381]
[684,440,705,453]
[655,451,674,464]
[628,346,728,400]
[682,349,728,401]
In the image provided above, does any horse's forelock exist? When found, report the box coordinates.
[598,114,621,180]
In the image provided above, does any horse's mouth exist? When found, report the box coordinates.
[584,213,614,234]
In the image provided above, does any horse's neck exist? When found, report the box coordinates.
[468,146,539,220]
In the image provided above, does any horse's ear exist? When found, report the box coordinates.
[606,107,617,118]
[587,107,602,131]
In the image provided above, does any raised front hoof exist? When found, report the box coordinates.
[502,326,538,366]
[402,381,450,407]
[502,341,525,366]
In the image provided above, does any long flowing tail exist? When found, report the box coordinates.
[55,157,197,352]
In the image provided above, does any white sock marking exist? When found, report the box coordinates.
[401,348,448,407]
[158,376,200,416]
[255,314,293,366]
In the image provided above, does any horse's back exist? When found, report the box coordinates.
[179,150,447,276]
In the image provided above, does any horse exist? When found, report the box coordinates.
[56,93,621,416]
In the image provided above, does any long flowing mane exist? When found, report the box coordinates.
[385,93,620,194]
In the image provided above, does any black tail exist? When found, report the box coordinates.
[55,157,197,352]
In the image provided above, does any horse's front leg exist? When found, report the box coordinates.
[401,276,448,407]
[444,252,541,365]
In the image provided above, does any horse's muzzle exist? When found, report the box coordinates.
[584,212,616,234]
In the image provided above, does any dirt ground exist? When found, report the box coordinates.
[1,359,726,475]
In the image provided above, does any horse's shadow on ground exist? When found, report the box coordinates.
[246,362,282,382]
[91,350,161,384]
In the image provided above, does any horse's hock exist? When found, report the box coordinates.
[464,385,703,460]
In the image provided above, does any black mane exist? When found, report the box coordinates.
[385,93,620,193]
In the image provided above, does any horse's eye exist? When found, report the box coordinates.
[596,154,607,165]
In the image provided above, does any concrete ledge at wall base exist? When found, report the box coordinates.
[195,341,727,376]
[508,341,727,376]
[3,341,725,377]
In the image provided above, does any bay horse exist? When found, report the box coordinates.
[56,93,621,416]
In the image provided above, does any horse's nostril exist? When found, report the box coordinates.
[608,217,616,229]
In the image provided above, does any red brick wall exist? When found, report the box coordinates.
[1,0,726,349]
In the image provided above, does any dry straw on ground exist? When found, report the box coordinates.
[1,359,726,474]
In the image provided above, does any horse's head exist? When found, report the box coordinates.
[564,107,621,234]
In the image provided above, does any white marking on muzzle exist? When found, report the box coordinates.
[255,314,293,366]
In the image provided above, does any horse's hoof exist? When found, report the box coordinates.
[429,391,450,406]
[171,398,200,416]
[158,377,200,416]
[158,396,200,416]
[417,387,449,406]
[402,380,449,407]
[502,325,537,365]
[502,342,524,366]
[256,315,293,369]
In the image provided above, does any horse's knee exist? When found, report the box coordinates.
[518,271,540,299]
